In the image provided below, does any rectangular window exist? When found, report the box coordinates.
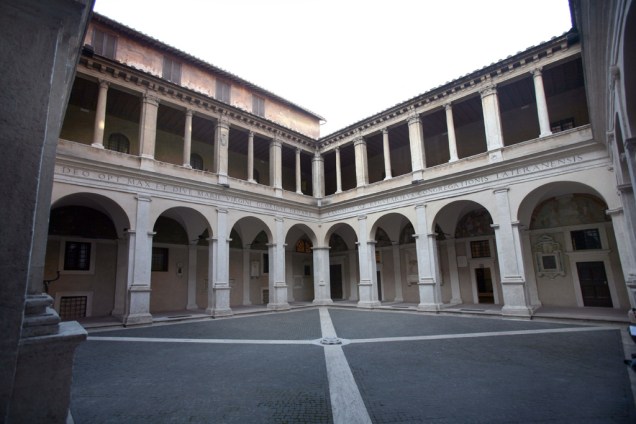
[64,241,91,271]
[152,247,169,272]
[571,229,602,250]
[470,240,491,258]
[252,95,265,117]
[262,253,269,274]
[216,80,231,103]
[92,28,117,59]
[59,296,88,320]
[162,56,182,84]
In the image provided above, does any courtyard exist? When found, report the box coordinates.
[71,308,636,423]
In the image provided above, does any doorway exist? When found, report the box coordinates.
[330,264,343,300]
[475,268,494,304]
[576,261,612,307]
[377,270,382,301]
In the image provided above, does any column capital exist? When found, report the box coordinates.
[606,207,624,217]
[185,109,194,118]
[493,187,510,194]
[217,111,230,127]
[382,127,389,135]
[353,136,366,147]
[135,194,152,202]
[407,114,421,126]
[248,130,254,138]
[142,93,159,106]
[530,67,543,77]
[444,102,453,111]
[313,151,323,161]
[357,215,367,221]
[479,84,497,98]
[414,204,427,210]
[216,208,229,214]
[98,79,110,89]
[270,138,282,148]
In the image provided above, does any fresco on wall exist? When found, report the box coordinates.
[455,208,494,238]
[530,194,609,230]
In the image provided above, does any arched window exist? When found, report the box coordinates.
[190,153,204,170]
[105,133,130,154]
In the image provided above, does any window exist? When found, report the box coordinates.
[64,241,91,271]
[106,133,130,153]
[252,95,265,117]
[262,253,269,274]
[152,247,169,272]
[162,56,181,84]
[470,240,491,258]
[59,296,88,320]
[550,118,575,133]
[571,229,602,250]
[190,153,204,170]
[216,80,231,103]
[92,28,117,59]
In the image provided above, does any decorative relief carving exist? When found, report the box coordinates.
[534,234,565,279]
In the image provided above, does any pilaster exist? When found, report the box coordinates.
[268,217,290,310]
[391,242,403,302]
[214,115,230,186]
[312,246,334,305]
[206,209,233,317]
[357,215,380,308]
[414,205,442,311]
[444,237,462,304]
[607,207,636,307]
[242,244,252,305]
[186,241,198,310]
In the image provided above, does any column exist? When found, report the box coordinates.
[312,246,333,305]
[492,188,532,317]
[312,151,325,198]
[242,244,252,305]
[182,109,193,168]
[206,209,232,317]
[269,137,282,195]
[286,248,295,302]
[480,84,504,162]
[445,103,459,162]
[214,115,229,185]
[91,79,109,149]
[407,111,425,181]
[353,136,368,187]
[111,235,129,317]
[295,148,302,194]
[382,128,392,179]
[186,241,198,310]
[445,238,462,304]
[268,217,290,310]
[139,93,159,159]
[335,147,343,193]
[531,68,552,137]
[247,131,255,183]
[369,241,379,302]
[414,205,442,311]
[391,242,403,302]
[357,215,380,308]
[348,250,358,301]
[123,195,153,325]
[607,207,636,307]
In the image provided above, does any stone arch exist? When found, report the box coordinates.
[368,212,415,242]
[231,216,273,249]
[51,192,130,238]
[432,200,492,239]
[623,1,636,135]
[324,222,359,301]
[286,223,319,303]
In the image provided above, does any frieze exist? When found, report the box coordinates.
[55,165,313,217]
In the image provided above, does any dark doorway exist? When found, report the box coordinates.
[377,270,382,301]
[576,261,612,307]
[475,268,494,304]
[330,264,343,300]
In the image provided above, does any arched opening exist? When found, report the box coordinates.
[231,217,272,306]
[326,223,359,301]
[286,224,317,302]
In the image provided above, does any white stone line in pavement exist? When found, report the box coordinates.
[349,326,614,344]
[87,336,313,345]
[319,308,372,424]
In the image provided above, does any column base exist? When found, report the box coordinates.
[186,303,199,311]
[206,307,233,318]
[450,298,463,305]
[488,148,503,163]
[357,300,381,309]
[91,142,104,149]
[267,302,291,311]
[313,298,334,306]
[123,312,153,326]
[501,305,533,318]
[417,303,442,312]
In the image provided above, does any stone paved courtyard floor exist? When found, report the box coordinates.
[71,308,636,423]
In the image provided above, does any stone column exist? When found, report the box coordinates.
[268,217,290,310]
[206,209,232,317]
[414,205,442,311]
[312,151,325,198]
[348,250,358,301]
[269,138,283,195]
[335,147,343,193]
[242,244,252,305]
[445,238,462,304]
[357,216,380,308]
[139,93,159,159]
[182,109,193,168]
[186,241,198,310]
[214,116,230,186]
[407,111,426,181]
[247,131,255,183]
[295,148,303,194]
[444,103,459,162]
[354,136,369,187]
[391,242,403,302]
[531,68,552,138]
[607,207,636,307]
[312,246,333,305]
[480,84,504,162]
[382,128,392,179]
[91,79,109,149]
[492,188,532,317]
[123,195,154,325]
[111,235,129,317]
